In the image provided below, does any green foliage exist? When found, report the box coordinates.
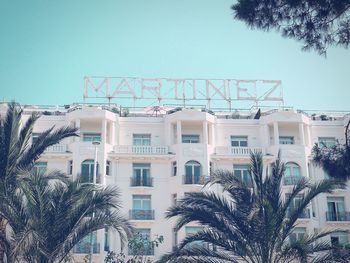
[121,108,130,117]
[313,120,350,180]
[232,0,350,55]
[0,102,132,262]
[159,152,350,263]
[104,234,164,263]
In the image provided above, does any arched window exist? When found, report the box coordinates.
[81,160,99,183]
[184,161,202,184]
[284,162,301,185]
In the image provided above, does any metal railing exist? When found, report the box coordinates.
[73,243,100,254]
[183,175,210,185]
[129,246,154,256]
[287,208,311,219]
[130,177,153,187]
[129,209,155,220]
[283,176,304,185]
[78,173,101,184]
[114,145,169,155]
[326,211,350,221]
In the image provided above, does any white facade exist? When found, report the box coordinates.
[3,103,350,262]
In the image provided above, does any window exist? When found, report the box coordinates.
[185,226,204,248]
[285,194,310,218]
[104,228,109,252]
[106,160,111,176]
[279,136,294,145]
[327,197,347,221]
[172,161,177,176]
[184,161,202,184]
[330,232,349,247]
[172,228,178,250]
[33,162,47,174]
[284,162,302,185]
[318,137,336,148]
[324,170,330,179]
[82,133,101,142]
[74,231,99,253]
[131,195,154,220]
[32,133,41,144]
[182,134,200,143]
[129,229,153,255]
[132,163,152,186]
[68,160,73,175]
[133,134,151,145]
[171,193,177,206]
[233,165,252,186]
[231,136,248,147]
[289,228,306,243]
[80,160,99,183]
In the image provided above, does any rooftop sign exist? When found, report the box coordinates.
[84,76,283,109]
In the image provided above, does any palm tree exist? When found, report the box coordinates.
[313,119,350,181]
[159,152,350,263]
[0,169,133,263]
[0,102,77,261]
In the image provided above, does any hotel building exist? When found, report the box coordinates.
[2,103,349,262]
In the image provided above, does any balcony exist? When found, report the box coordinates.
[129,246,154,256]
[283,176,304,185]
[114,145,169,155]
[73,242,100,254]
[78,173,101,184]
[44,144,68,153]
[287,208,311,219]
[130,177,153,187]
[183,175,210,185]
[129,209,155,220]
[326,212,350,222]
[215,147,264,156]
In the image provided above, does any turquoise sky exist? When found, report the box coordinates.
[0,0,349,111]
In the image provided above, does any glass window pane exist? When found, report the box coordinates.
[133,200,141,209]
[185,165,193,176]
[194,166,201,177]
[231,141,239,147]
[143,200,151,210]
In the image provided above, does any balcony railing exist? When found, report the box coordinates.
[283,176,304,185]
[326,211,350,221]
[183,175,210,185]
[44,144,68,153]
[287,208,311,219]
[129,246,154,256]
[129,209,155,220]
[114,145,169,155]
[130,177,153,187]
[78,173,101,184]
[73,242,100,254]
[215,147,264,156]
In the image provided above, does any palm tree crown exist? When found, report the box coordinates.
[0,170,133,263]
[160,152,349,263]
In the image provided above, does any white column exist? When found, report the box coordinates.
[203,121,208,144]
[264,124,270,147]
[273,122,279,146]
[111,121,116,146]
[75,119,80,142]
[164,122,171,145]
[306,124,311,146]
[176,120,182,144]
[210,123,215,146]
[299,123,305,146]
[102,119,107,144]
